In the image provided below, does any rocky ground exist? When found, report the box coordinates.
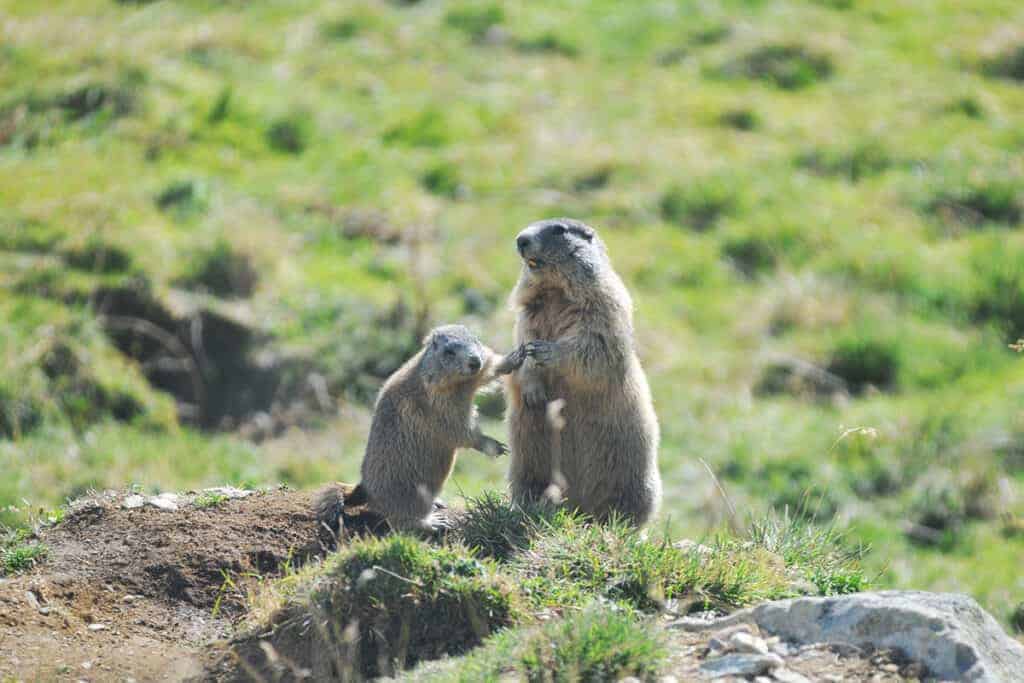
[2,490,1022,682]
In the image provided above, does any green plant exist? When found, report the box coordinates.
[266,114,311,154]
[2,542,47,575]
[659,180,736,231]
[445,6,504,42]
[721,44,834,89]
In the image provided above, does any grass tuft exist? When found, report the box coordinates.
[445,6,504,42]
[174,239,259,299]
[266,113,311,154]
[419,603,665,682]
[659,179,736,231]
[2,542,47,575]
[721,44,834,90]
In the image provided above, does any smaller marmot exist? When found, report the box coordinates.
[319,325,529,535]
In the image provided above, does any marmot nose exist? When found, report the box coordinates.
[516,235,531,254]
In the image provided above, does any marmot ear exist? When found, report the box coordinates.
[571,224,595,242]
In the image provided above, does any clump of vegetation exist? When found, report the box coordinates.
[515,33,579,57]
[721,234,778,278]
[927,181,1023,228]
[155,178,208,216]
[62,237,133,274]
[796,141,892,182]
[659,179,736,231]
[206,87,232,124]
[420,162,463,199]
[266,113,311,154]
[1010,602,1024,634]
[444,5,504,42]
[239,535,517,679]
[514,513,864,613]
[947,96,984,119]
[2,540,47,575]
[383,109,451,148]
[572,164,615,193]
[458,491,572,561]
[39,340,144,429]
[755,460,841,521]
[53,82,137,121]
[982,44,1024,81]
[0,382,43,439]
[174,240,259,299]
[721,44,834,89]
[968,239,1024,342]
[906,471,967,550]
[719,107,760,131]
[825,337,900,394]
[421,603,666,682]
[321,17,361,41]
[194,491,229,508]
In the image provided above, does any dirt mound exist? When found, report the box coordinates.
[0,487,329,682]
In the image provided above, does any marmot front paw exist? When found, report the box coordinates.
[525,340,559,367]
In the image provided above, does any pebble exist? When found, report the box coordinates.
[772,668,812,683]
[122,495,145,509]
[699,653,784,678]
[148,493,180,512]
[708,622,754,651]
[729,631,770,655]
[880,663,899,673]
[87,623,108,631]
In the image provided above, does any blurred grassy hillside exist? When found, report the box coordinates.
[2,0,1023,626]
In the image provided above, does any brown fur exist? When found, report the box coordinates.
[507,218,661,525]
[336,325,525,533]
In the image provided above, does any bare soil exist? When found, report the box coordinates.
[0,487,329,682]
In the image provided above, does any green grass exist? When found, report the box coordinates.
[412,603,666,682]
[1,0,1023,630]
[242,503,864,679]
[193,491,229,508]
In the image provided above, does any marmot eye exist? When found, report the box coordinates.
[444,348,456,358]
[552,224,567,236]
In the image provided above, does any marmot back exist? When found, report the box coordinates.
[323,325,526,534]
[507,218,662,525]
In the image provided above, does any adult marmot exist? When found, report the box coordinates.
[507,218,661,525]
[330,325,527,534]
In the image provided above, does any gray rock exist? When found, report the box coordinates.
[700,653,783,679]
[742,591,1024,682]
[197,486,253,500]
[729,631,770,655]
[148,493,180,511]
[122,494,145,509]
[771,668,811,683]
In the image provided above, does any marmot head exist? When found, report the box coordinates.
[419,324,487,389]
[514,218,608,301]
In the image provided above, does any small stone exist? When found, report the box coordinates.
[122,495,145,509]
[880,663,899,673]
[708,622,754,652]
[122,594,140,603]
[618,678,641,683]
[38,607,51,615]
[675,539,714,557]
[148,493,180,511]
[24,591,40,610]
[659,677,679,683]
[87,623,108,631]
[729,631,770,655]
[772,668,812,683]
[755,677,774,683]
[699,653,784,678]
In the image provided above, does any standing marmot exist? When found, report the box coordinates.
[507,218,661,525]
[327,325,528,534]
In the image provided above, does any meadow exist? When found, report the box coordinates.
[1,0,1023,631]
